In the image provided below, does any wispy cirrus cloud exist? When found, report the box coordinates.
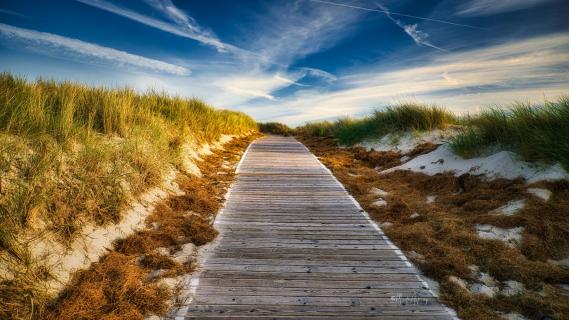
[248,1,363,67]
[143,0,195,27]
[0,9,28,18]
[75,0,238,53]
[215,75,285,101]
[252,32,569,125]
[0,22,190,75]
[309,0,482,29]
[194,1,351,102]
[456,0,557,16]
[70,1,347,105]
[377,4,447,52]
[304,0,467,53]
[274,74,309,87]
[301,67,338,82]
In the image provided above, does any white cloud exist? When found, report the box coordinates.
[401,24,446,52]
[17,29,564,127]
[457,0,557,16]
[12,0,565,129]
[71,1,352,106]
[0,23,190,75]
[250,32,569,125]
[301,67,337,82]
[274,74,308,87]
[247,1,363,67]
[126,1,355,107]
[200,2,358,104]
[378,4,446,52]
[228,87,276,101]
[75,0,239,53]
[310,0,481,29]
[0,9,28,18]
[144,0,195,28]
[214,73,308,101]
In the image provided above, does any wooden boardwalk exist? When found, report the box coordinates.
[175,136,456,319]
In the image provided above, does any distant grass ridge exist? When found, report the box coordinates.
[293,120,336,137]
[450,97,569,169]
[258,122,292,136]
[295,97,569,171]
[0,73,256,142]
[296,103,456,145]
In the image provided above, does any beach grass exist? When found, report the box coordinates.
[0,72,257,319]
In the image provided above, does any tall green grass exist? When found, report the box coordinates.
[450,98,569,169]
[0,72,257,296]
[295,97,569,171]
[0,72,256,241]
[295,103,456,145]
[0,73,256,143]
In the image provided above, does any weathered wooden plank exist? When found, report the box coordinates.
[221,228,372,234]
[219,234,382,240]
[215,243,394,250]
[181,305,448,319]
[185,306,452,313]
[208,253,407,261]
[191,295,441,307]
[183,316,452,320]
[176,136,455,319]
[201,264,417,274]
[204,258,409,267]
[208,248,401,255]
[217,239,391,245]
[217,219,371,224]
[195,286,435,298]
[199,271,422,281]
[217,224,376,230]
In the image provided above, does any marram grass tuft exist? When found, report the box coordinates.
[0,72,257,320]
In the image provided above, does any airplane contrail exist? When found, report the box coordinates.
[308,0,485,30]
[377,3,448,52]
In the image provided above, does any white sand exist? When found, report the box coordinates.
[527,187,552,201]
[490,199,526,216]
[26,135,235,293]
[476,225,524,248]
[448,275,468,289]
[371,199,387,207]
[502,280,524,296]
[356,130,455,153]
[30,167,184,292]
[469,283,497,298]
[369,187,389,197]
[382,145,568,183]
[504,313,531,320]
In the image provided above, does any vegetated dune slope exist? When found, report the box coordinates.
[296,98,569,320]
[0,73,258,320]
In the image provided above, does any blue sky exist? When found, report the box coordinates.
[1,0,568,125]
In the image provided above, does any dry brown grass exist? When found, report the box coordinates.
[352,142,439,170]
[45,252,170,320]
[39,134,259,320]
[299,135,569,320]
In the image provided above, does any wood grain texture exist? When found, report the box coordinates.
[175,136,456,319]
